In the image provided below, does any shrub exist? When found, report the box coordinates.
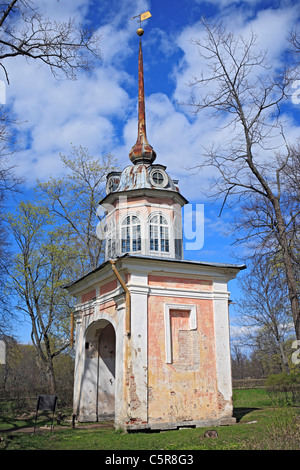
[265,372,300,405]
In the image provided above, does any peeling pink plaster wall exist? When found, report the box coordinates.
[148,291,219,425]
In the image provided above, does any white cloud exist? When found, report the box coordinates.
[6,46,133,184]
[7,69,126,183]
[93,0,151,65]
[37,0,89,19]
[232,6,299,61]
[197,0,261,5]
[173,3,300,105]
[2,0,156,186]
[166,2,300,201]
[3,0,300,200]
[118,90,229,201]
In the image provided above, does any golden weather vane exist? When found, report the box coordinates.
[131,11,152,36]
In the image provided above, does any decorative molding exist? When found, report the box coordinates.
[150,286,229,300]
[164,303,197,364]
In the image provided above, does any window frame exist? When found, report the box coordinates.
[174,215,183,259]
[149,168,168,188]
[120,213,142,254]
[106,216,116,259]
[149,212,170,254]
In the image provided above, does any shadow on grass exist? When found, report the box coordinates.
[0,417,36,433]
[0,413,57,434]
[233,407,261,423]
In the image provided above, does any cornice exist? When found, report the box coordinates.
[100,187,188,208]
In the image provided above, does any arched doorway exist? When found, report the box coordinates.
[85,319,116,421]
[97,322,116,420]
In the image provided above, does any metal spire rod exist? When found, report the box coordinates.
[129,12,156,165]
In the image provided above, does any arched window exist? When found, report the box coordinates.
[149,214,169,253]
[106,217,116,259]
[121,214,141,253]
[174,216,182,258]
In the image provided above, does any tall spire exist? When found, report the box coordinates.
[129,35,156,165]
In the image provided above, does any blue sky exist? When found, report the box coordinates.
[4,0,300,343]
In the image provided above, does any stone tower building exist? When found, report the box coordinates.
[65,29,245,431]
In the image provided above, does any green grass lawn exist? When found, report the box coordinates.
[0,389,299,451]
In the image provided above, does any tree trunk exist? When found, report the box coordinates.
[278,342,290,374]
[272,198,300,341]
[46,361,57,395]
[245,148,300,341]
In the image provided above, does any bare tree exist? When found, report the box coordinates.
[235,256,292,373]
[0,1,102,83]
[232,146,300,274]
[0,1,102,186]
[231,345,249,379]
[0,1,102,188]
[189,18,300,340]
[289,27,300,66]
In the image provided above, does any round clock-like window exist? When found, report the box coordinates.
[150,169,167,187]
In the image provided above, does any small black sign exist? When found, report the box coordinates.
[34,395,58,432]
[36,395,58,412]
